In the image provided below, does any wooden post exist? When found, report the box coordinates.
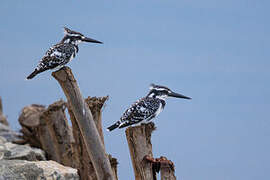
[85,96,108,146]
[68,96,118,180]
[159,157,176,180]
[109,155,119,180]
[67,106,95,180]
[125,122,156,180]
[52,67,114,180]
[86,96,119,179]
[160,164,176,180]
[18,102,75,165]
[144,156,176,180]
[41,100,75,167]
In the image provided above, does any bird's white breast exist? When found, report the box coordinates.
[154,103,164,118]
[70,53,75,60]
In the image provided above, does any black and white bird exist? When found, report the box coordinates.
[107,84,191,131]
[26,27,102,79]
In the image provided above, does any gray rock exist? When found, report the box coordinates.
[1,142,46,161]
[0,136,6,144]
[0,137,7,160]
[0,160,79,180]
[0,127,45,161]
[0,123,22,142]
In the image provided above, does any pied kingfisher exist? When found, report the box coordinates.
[26,27,102,79]
[107,84,191,131]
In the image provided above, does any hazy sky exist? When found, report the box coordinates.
[1,1,270,179]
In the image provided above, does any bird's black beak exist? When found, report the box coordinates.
[82,36,103,44]
[168,91,191,99]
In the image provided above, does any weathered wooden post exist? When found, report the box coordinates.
[160,162,176,180]
[85,96,108,146]
[52,67,114,180]
[125,122,156,180]
[144,156,177,180]
[40,100,75,167]
[68,96,118,180]
[18,101,76,167]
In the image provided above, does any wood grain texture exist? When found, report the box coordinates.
[18,102,75,166]
[41,100,75,167]
[52,67,114,180]
[160,163,176,180]
[68,96,118,180]
[85,96,108,146]
[125,122,156,180]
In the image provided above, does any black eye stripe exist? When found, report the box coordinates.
[161,90,168,94]
[150,89,168,95]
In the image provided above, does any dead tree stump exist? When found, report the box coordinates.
[52,67,114,180]
[18,101,75,166]
[19,104,47,148]
[125,122,156,180]
[40,100,75,167]
[19,97,118,179]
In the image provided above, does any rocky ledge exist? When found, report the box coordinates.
[0,123,79,180]
[0,160,79,180]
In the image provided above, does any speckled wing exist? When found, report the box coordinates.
[27,43,77,79]
[36,43,76,71]
[119,97,161,128]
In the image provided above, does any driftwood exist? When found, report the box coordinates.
[52,67,114,180]
[125,122,156,180]
[0,97,9,126]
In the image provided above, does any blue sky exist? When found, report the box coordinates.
[1,0,270,179]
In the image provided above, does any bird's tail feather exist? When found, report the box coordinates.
[107,121,120,131]
[26,69,39,80]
